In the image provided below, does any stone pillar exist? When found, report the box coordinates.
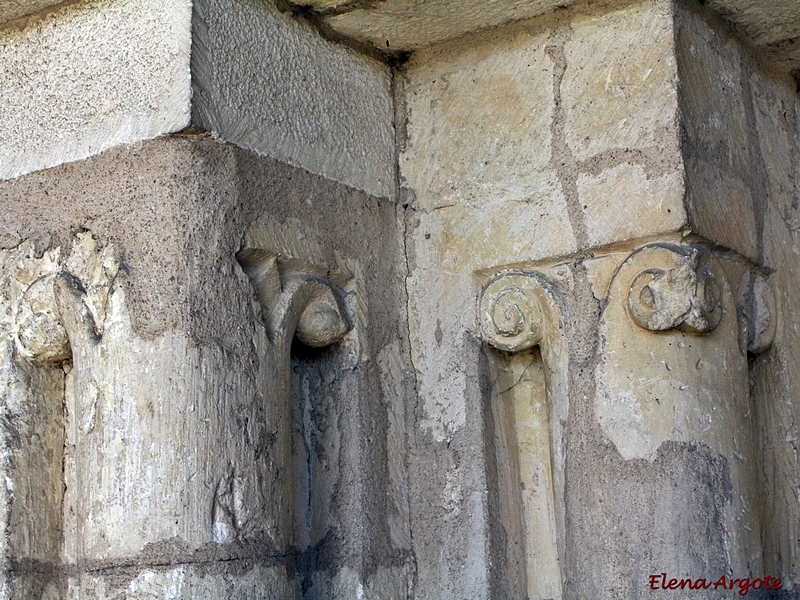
[477,239,774,596]
[0,136,410,599]
[397,0,798,595]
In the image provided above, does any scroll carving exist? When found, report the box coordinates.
[237,248,350,350]
[236,246,352,550]
[738,270,777,354]
[620,242,776,352]
[625,245,723,334]
[478,272,550,352]
[476,270,567,599]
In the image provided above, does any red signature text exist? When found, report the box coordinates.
[649,573,782,596]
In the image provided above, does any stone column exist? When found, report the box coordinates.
[0,136,410,599]
[477,239,773,596]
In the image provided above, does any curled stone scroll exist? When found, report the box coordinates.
[626,245,724,334]
[476,270,568,599]
[236,247,351,550]
[237,248,350,348]
[478,272,549,353]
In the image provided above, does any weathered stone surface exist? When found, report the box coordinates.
[474,242,766,598]
[311,0,800,73]
[0,0,66,25]
[749,68,800,591]
[707,0,800,46]
[676,1,764,260]
[4,0,800,597]
[192,0,395,200]
[400,23,555,208]
[478,270,569,598]
[577,163,685,247]
[396,4,702,595]
[563,0,680,163]
[325,0,583,51]
[0,135,411,598]
[0,0,191,182]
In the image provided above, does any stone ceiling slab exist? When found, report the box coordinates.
[323,0,583,51]
[707,0,800,46]
[302,0,800,72]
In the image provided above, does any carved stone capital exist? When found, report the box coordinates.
[477,272,551,353]
[237,248,351,348]
[625,245,724,334]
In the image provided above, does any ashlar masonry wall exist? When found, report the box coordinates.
[676,0,800,589]
[0,0,408,598]
[1,0,799,597]
[398,0,800,597]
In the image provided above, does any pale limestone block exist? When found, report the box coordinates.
[192,0,395,199]
[0,0,191,181]
[406,188,575,443]
[400,26,555,210]
[595,243,761,574]
[493,355,561,600]
[314,0,800,64]
[563,0,680,162]
[577,163,686,247]
[685,155,758,259]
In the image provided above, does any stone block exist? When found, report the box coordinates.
[563,0,680,163]
[675,2,750,178]
[684,154,758,259]
[399,24,555,210]
[577,162,686,247]
[0,0,191,181]
[192,0,395,199]
[325,0,582,51]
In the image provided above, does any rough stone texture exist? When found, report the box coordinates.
[676,1,761,260]
[191,0,395,200]
[563,0,680,163]
[675,11,800,589]
[0,0,191,182]
[0,135,411,598]
[594,244,761,577]
[471,242,765,598]
[747,45,800,593]
[326,0,583,51]
[3,0,800,597]
[577,163,684,248]
[707,0,800,47]
[299,0,800,74]
[398,4,694,595]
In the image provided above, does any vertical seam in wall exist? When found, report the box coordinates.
[390,66,419,600]
[546,24,589,250]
